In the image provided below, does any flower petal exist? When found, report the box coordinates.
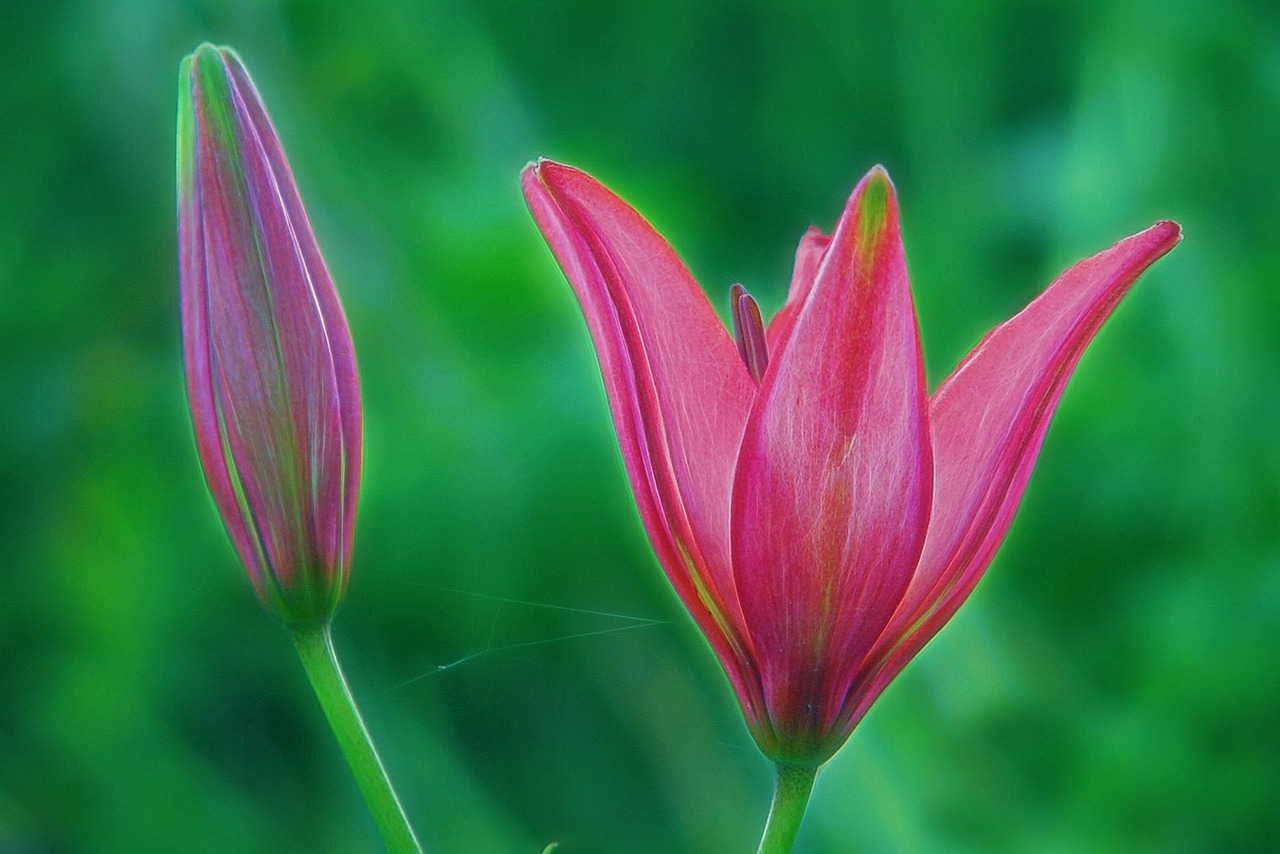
[765,226,830,356]
[521,161,758,689]
[731,167,932,760]
[845,219,1182,727]
[222,50,363,584]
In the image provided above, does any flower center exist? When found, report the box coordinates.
[730,283,768,384]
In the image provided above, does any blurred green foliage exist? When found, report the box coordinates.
[2,0,1278,851]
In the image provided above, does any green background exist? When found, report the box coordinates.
[3,0,1278,851]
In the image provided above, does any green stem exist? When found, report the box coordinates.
[757,763,818,854]
[292,625,423,854]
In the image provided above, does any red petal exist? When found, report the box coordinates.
[731,167,932,755]
[224,51,362,585]
[521,161,758,686]
[766,226,830,356]
[847,220,1181,727]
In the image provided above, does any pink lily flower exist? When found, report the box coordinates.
[522,160,1179,769]
[178,44,361,628]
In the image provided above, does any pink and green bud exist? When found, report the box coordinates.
[178,44,361,628]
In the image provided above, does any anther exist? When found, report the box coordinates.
[730,283,768,384]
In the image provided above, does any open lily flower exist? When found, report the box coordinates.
[523,160,1179,770]
[178,44,361,629]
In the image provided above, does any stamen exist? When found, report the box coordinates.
[730,283,768,384]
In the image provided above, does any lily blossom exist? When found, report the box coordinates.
[522,159,1179,767]
[178,44,361,628]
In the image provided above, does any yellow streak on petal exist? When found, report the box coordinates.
[854,168,891,271]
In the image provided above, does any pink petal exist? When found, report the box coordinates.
[731,167,933,758]
[845,219,1182,728]
[224,52,362,584]
[765,226,831,356]
[521,161,759,686]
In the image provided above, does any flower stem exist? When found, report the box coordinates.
[292,625,423,853]
[756,763,818,854]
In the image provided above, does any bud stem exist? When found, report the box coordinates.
[757,763,817,854]
[291,625,424,853]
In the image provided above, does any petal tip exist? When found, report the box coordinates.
[524,157,573,188]
[188,42,218,60]
[520,159,542,185]
[853,166,897,248]
[188,44,253,89]
[188,42,230,71]
[1155,219,1183,245]
[1131,219,1182,261]
[521,159,561,202]
[866,163,894,186]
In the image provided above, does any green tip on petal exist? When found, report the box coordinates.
[855,167,892,249]
[190,47,241,161]
[176,55,195,195]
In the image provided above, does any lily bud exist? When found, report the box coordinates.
[178,44,361,628]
